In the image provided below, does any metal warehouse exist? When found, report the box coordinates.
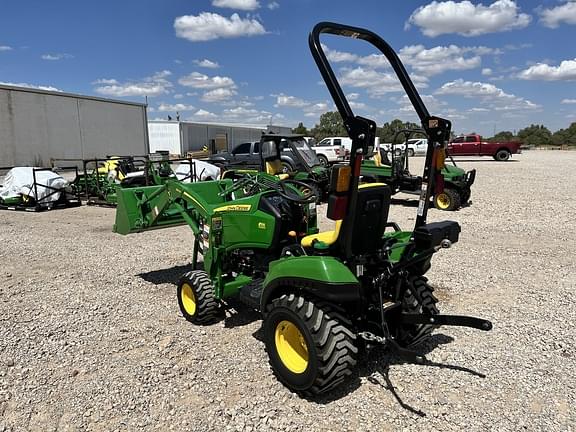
[0,84,149,167]
[148,120,292,155]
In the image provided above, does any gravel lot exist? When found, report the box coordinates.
[1,150,574,431]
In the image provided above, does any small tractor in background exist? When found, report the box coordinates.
[361,129,476,211]
[113,22,492,396]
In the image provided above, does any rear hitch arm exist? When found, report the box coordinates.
[399,313,493,331]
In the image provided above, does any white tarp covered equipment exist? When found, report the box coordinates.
[175,160,221,182]
[0,167,68,204]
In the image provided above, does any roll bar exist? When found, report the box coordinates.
[308,22,452,234]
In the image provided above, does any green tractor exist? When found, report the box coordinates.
[113,22,491,396]
[361,129,476,211]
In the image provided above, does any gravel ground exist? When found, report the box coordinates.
[1,150,574,431]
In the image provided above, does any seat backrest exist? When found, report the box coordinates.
[347,184,391,255]
[266,159,283,175]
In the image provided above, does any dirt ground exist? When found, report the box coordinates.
[0,150,574,431]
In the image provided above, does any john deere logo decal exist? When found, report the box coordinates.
[214,204,252,212]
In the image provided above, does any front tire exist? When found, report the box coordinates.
[177,270,220,324]
[407,148,415,157]
[317,155,329,167]
[264,294,358,396]
[434,188,461,211]
[396,276,439,347]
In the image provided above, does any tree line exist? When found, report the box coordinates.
[293,111,576,146]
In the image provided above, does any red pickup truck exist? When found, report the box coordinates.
[448,134,522,161]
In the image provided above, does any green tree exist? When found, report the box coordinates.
[488,131,515,142]
[292,122,309,135]
[311,111,347,140]
[377,119,421,143]
[517,124,553,146]
[552,122,576,146]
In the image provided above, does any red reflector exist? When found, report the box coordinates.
[327,194,348,220]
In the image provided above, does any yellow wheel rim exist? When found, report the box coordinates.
[181,283,196,316]
[275,320,309,374]
[436,193,451,210]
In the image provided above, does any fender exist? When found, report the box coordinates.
[261,255,360,310]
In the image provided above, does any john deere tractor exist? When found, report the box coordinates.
[113,22,491,396]
[361,129,476,211]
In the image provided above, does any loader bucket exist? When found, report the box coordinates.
[113,184,189,234]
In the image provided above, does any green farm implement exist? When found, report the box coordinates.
[114,22,492,396]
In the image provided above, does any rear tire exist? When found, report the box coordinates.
[264,294,358,396]
[317,155,329,167]
[494,149,510,161]
[407,149,415,157]
[434,188,461,211]
[177,270,220,324]
[396,276,439,347]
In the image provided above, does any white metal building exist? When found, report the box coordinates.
[148,120,292,155]
[0,84,149,167]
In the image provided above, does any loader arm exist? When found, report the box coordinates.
[113,180,220,235]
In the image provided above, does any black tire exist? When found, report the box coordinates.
[281,162,293,174]
[434,188,461,211]
[264,294,358,396]
[407,148,415,157]
[396,276,439,347]
[494,149,510,161]
[317,155,329,167]
[177,270,220,325]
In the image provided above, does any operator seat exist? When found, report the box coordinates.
[301,183,391,253]
[265,159,290,180]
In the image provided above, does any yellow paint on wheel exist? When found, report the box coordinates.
[181,283,196,316]
[275,320,309,374]
[435,193,451,210]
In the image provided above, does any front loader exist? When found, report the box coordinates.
[114,22,492,396]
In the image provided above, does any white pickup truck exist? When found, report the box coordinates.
[310,137,352,165]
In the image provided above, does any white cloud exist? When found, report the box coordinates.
[303,102,331,117]
[435,79,540,111]
[201,88,238,102]
[539,1,576,28]
[561,98,576,104]
[0,45,12,52]
[189,109,218,121]
[321,44,358,63]
[482,68,493,76]
[212,0,260,10]
[406,0,531,37]
[178,72,236,89]
[399,44,497,75]
[41,53,73,61]
[92,78,119,85]
[173,94,184,99]
[157,103,195,112]
[518,59,576,81]
[339,67,428,96]
[268,1,280,10]
[94,70,172,97]
[174,13,266,42]
[0,81,61,92]
[274,94,309,108]
[194,59,220,69]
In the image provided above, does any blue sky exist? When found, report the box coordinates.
[1,0,575,136]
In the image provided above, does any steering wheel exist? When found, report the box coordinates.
[275,179,317,204]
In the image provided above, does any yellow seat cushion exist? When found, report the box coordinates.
[276,173,289,180]
[301,220,342,248]
[266,160,283,175]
